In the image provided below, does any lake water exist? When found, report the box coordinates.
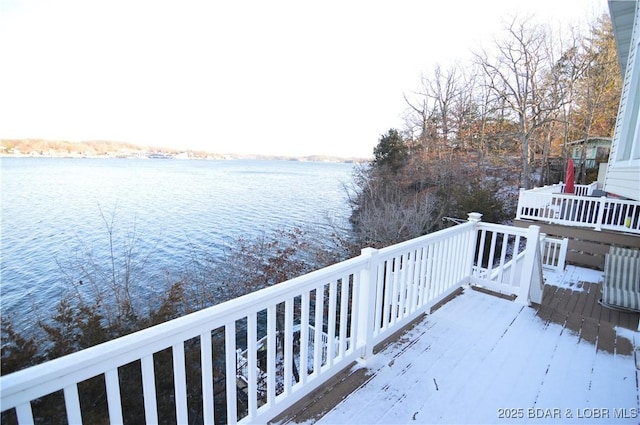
[0,158,356,331]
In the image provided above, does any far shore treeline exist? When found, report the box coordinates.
[0,12,622,424]
[0,139,368,163]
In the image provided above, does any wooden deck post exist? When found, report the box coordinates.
[594,196,607,231]
[467,212,483,223]
[517,224,541,305]
[356,247,378,363]
[515,190,525,220]
[466,212,483,281]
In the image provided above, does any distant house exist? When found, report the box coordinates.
[567,137,612,170]
[603,0,640,201]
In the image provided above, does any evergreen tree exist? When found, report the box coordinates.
[372,129,408,172]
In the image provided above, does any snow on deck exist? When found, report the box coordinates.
[280,267,639,424]
[544,264,605,290]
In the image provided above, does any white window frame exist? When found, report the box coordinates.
[614,33,640,167]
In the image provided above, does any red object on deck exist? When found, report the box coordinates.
[565,158,575,194]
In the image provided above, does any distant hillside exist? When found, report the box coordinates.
[0,139,142,154]
[0,139,184,157]
[0,139,368,163]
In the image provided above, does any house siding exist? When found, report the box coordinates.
[604,167,640,198]
[604,0,640,201]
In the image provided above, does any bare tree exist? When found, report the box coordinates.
[404,64,464,159]
[429,65,459,152]
[573,15,621,183]
[532,24,582,185]
[450,67,478,152]
[403,86,437,156]
[346,164,437,248]
[546,15,621,184]
[550,26,585,174]
[475,16,564,189]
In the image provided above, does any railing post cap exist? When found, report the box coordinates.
[361,247,378,256]
[467,212,483,222]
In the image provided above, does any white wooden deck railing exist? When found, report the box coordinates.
[564,182,598,197]
[235,323,338,389]
[468,222,542,304]
[0,214,543,425]
[516,187,640,234]
[540,236,568,272]
[524,182,597,197]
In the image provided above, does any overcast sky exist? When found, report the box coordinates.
[0,0,607,158]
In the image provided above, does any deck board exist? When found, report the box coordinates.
[275,267,640,425]
[380,297,525,424]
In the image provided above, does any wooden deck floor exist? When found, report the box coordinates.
[274,268,640,424]
[538,282,638,354]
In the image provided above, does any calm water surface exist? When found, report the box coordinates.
[1,158,355,331]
